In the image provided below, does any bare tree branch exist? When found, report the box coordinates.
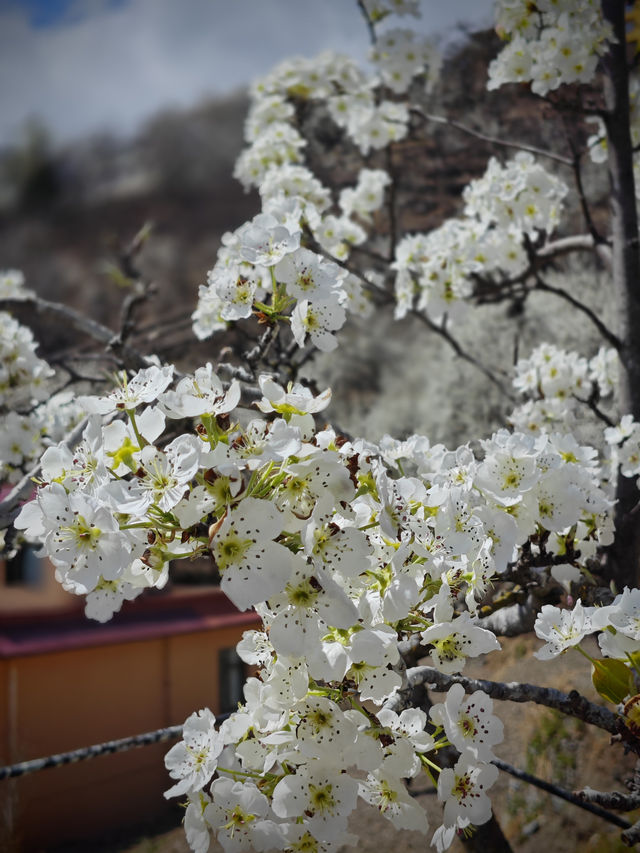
[576,786,640,812]
[622,820,640,847]
[412,310,517,401]
[0,296,149,371]
[534,276,622,351]
[570,147,605,245]
[537,234,612,269]
[494,759,632,829]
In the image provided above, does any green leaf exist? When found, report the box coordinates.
[627,651,640,677]
[592,658,633,704]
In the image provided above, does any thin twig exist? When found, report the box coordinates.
[572,392,616,428]
[493,759,632,829]
[114,281,152,348]
[412,310,516,401]
[385,145,399,262]
[566,132,604,245]
[533,276,622,351]
[355,0,377,45]
[411,108,573,166]
[0,726,183,781]
[0,711,232,781]
[0,296,149,370]
[246,325,279,368]
[311,246,516,401]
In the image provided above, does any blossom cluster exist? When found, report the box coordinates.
[0,269,51,409]
[193,2,442,345]
[0,271,83,482]
[14,355,618,848]
[534,589,640,710]
[508,343,618,436]
[0,311,53,409]
[488,0,613,96]
[605,415,640,485]
[370,27,441,94]
[393,153,567,322]
[192,205,356,350]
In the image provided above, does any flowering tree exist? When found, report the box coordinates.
[4,0,640,850]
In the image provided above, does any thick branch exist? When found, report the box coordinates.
[478,598,537,636]
[537,234,612,270]
[577,786,640,812]
[622,820,640,848]
[601,0,640,589]
[403,666,626,739]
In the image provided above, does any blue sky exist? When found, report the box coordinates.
[12,0,126,27]
[0,0,494,147]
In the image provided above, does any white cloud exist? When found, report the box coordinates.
[0,0,493,147]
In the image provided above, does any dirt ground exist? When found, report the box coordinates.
[108,633,639,853]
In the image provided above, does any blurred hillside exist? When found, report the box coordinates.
[0,29,611,447]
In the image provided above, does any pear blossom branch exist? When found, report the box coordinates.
[410,108,573,166]
[402,666,632,744]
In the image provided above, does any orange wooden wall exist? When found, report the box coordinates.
[0,590,258,851]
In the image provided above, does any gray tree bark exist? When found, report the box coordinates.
[601,0,640,589]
